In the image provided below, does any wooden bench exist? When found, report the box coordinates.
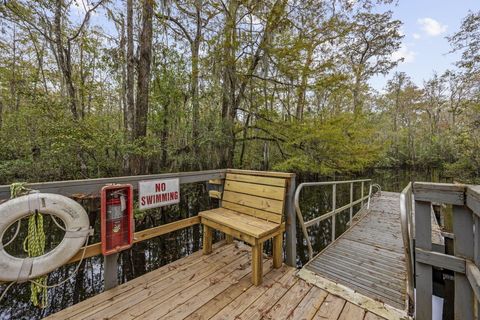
[199,169,293,285]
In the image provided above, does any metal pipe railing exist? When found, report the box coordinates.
[294,179,373,260]
[399,182,414,314]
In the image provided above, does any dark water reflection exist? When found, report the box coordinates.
[0,169,450,319]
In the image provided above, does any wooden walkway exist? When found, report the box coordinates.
[298,192,409,320]
[47,241,385,320]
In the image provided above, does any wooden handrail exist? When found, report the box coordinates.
[412,182,480,319]
[67,216,200,264]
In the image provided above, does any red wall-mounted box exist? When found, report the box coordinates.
[100,184,134,255]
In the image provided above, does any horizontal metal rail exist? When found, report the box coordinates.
[0,169,227,200]
[294,179,373,260]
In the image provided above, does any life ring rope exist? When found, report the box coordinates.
[0,188,93,307]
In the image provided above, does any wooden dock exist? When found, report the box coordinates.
[298,192,409,320]
[47,241,386,320]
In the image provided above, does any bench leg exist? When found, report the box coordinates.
[252,242,263,285]
[203,225,213,255]
[273,233,283,268]
[225,234,233,244]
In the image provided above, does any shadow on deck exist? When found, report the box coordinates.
[47,241,384,320]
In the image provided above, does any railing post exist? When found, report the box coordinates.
[332,184,336,242]
[285,174,297,267]
[415,200,433,320]
[360,181,365,207]
[453,205,474,320]
[474,214,480,319]
[349,182,353,223]
[103,253,119,291]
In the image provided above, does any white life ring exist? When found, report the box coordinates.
[0,193,90,282]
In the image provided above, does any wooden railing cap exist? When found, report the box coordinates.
[226,168,295,178]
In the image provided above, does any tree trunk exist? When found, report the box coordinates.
[126,0,135,138]
[133,0,154,174]
[220,0,288,167]
[220,0,238,168]
[123,0,135,174]
[54,0,78,120]
[352,74,362,115]
[296,44,314,120]
[191,0,202,169]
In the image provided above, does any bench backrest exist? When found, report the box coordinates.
[221,170,290,224]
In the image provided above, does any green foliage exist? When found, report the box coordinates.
[274,114,384,175]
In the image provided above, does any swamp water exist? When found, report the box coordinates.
[0,168,448,319]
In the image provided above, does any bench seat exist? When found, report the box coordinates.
[200,169,293,285]
[199,208,280,239]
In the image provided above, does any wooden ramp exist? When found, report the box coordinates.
[298,192,409,320]
[47,241,385,320]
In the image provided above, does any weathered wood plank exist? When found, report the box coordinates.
[338,302,366,320]
[65,244,241,320]
[235,268,297,320]
[466,261,480,305]
[467,186,480,216]
[453,204,474,320]
[312,294,346,320]
[413,182,465,205]
[210,267,295,320]
[263,279,311,319]
[145,254,255,320]
[415,248,466,273]
[183,260,275,320]
[288,286,328,320]
[297,269,408,320]
[46,242,230,320]
[105,251,249,320]
[415,200,433,320]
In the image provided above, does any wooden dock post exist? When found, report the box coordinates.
[104,253,119,291]
[285,174,296,267]
[453,205,474,320]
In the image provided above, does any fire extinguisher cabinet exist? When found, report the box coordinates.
[100,184,134,255]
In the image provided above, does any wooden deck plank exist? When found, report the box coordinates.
[338,302,366,320]
[263,279,312,319]
[312,294,346,320]
[46,241,231,320]
[114,253,251,320]
[48,241,395,320]
[80,245,248,320]
[235,267,298,320]
[210,266,294,320]
[138,254,254,320]
[364,312,387,320]
[287,286,328,320]
[184,260,275,320]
